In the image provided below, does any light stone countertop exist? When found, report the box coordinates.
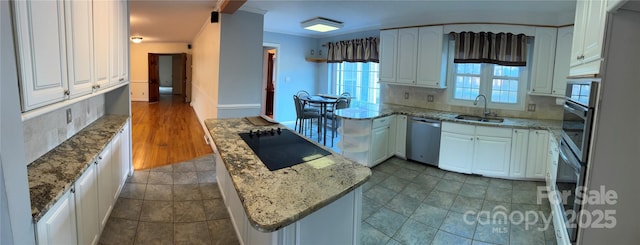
[204,118,371,232]
[336,103,563,130]
[27,115,129,222]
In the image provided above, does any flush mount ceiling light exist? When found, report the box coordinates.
[301,17,343,33]
[130,36,143,43]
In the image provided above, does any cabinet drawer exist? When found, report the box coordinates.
[476,126,512,138]
[442,122,475,135]
[372,116,393,129]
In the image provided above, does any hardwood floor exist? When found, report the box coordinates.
[131,94,212,170]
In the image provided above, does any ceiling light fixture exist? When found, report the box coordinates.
[130,36,143,44]
[301,17,343,33]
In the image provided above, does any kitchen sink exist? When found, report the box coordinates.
[455,114,505,123]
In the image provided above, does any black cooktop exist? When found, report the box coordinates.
[238,128,331,171]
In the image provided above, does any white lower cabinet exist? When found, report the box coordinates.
[439,130,475,174]
[395,115,408,158]
[215,156,362,245]
[97,141,115,229]
[439,122,512,176]
[371,123,390,165]
[35,122,130,244]
[525,130,550,179]
[473,128,512,176]
[339,115,396,167]
[75,163,100,245]
[36,190,77,245]
[510,129,530,178]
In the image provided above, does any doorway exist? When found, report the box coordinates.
[262,43,279,118]
[148,53,188,103]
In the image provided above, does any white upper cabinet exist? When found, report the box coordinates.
[551,26,574,96]
[119,1,129,83]
[93,0,111,91]
[109,0,121,86]
[569,0,607,76]
[13,0,68,111]
[530,27,558,95]
[379,29,398,83]
[396,28,419,84]
[416,26,446,88]
[66,0,95,98]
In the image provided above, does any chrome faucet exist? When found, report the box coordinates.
[474,94,490,117]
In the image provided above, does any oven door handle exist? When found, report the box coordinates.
[564,104,588,120]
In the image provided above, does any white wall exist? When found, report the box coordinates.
[0,1,35,242]
[263,32,318,123]
[159,55,172,87]
[190,18,220,128]
[129,42,190,101]
[217,11,264,118]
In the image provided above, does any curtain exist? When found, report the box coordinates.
[327,37,379,63]
[449,32,528,66]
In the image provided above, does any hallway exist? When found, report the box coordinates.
[131,94,212,170]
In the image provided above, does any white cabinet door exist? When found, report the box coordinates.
[93,0,110,90]
[379,30,398,83]
[530,27,557,95]
[65,0,94,98]
[526,130,550,179]
[120,121,131,183]
[416,26,445,88]
[547,136,559,185]
[570,0,587,68]
[118,0,128,83]
[109,0,120,86]
[395,115,408,158]
[388,116,397,158]
[473,135,512,177]
[439,131,474,174]
[581,0,607,65]
[75,163,100,245]
[396,28,419,84]
[97,142,114,229]
[111,129,123,198]
[371,126,390,166]
[552,26,573,96]
[36,190,77,245]
[13,0,68,111]
[510,129,530,178]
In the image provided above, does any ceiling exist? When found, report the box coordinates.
[129,0,577,43]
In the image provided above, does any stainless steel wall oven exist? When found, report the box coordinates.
[555,79,599,243]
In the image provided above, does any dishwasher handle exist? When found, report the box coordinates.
[410,117,441,128]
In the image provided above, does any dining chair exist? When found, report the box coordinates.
[293,95,321,137]
[296,90,320,113]
[326,97,350,146]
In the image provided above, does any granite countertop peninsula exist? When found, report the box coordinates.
[204,118,371,232]
[28,115,129,222]
[336,103,562,130]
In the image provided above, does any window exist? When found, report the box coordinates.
[447,40,529,110]
[331,62,380,104]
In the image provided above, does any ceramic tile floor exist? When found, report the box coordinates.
[98,154,240,245]
[100,148,557,244]
[362,157,558,245]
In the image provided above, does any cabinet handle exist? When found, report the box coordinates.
[532,89,536,92]
[119,78,124,81]
[98,156,103,160]
[70,187,75,194]
[552,90,556,93]
[64,90,70,96]
[94,161,98,165]
[477,137,480,140]
[470,137,473,141]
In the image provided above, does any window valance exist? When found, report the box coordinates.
[449,32,528,66]
[327,37,379,63]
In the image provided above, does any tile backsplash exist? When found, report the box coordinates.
[23,95,106,165]
[382,84,563,120]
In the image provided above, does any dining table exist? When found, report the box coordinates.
[298,95,338,146]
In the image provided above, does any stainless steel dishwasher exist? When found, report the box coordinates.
[407,117,441,166]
